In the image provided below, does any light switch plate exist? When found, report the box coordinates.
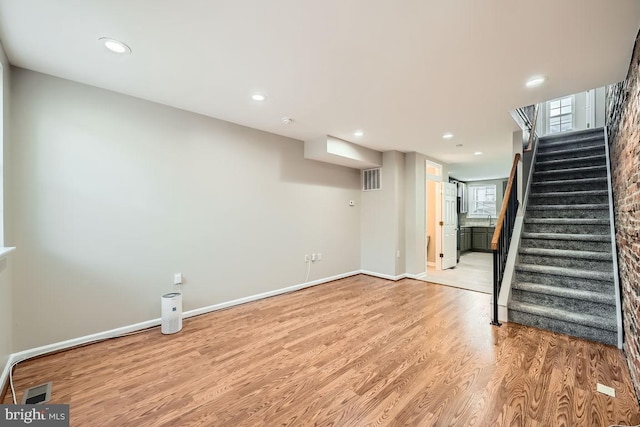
[596,383,616,397]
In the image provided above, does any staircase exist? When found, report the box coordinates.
[509,128,619,346]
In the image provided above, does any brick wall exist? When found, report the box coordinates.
[606,31,640,400]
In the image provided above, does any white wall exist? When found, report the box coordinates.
[538,87,607,135]
[0,43,12,378]
[10,68,362,351]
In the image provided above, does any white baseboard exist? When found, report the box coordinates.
[360,270,404,281]
[1,270,362,393]
[9,317,162,366]
[360,270,426,281]
[1,355,14,399]
[183,271,360,318]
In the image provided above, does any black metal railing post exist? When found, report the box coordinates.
[490,154,520,326]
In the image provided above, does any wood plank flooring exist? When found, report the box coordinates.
[3,274,639,426]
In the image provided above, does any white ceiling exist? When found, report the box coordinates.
[1,0,639,180]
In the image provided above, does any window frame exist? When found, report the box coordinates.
[547,95,575,134]
[466,183,497,218]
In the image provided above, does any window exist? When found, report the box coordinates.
[548,96,573,133]
[468,184,496,217]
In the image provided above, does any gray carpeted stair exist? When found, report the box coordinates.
[509,128,618,346]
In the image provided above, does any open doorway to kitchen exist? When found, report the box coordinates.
[424,176,507,294]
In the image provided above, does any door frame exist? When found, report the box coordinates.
[425,159,443,271]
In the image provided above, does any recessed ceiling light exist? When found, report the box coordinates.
[526,76,545,88]
[251,94,266,101]
[99,37,131,54]
[442,133,454,139]
[354,130,364,137]
[474,151,483,155]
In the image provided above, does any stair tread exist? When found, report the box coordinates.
[531,177,607,186]
[519,247,612,260]
[509,301,617,331]
[539,131,604,145]
[529,190,608,197]
[526,203,608,210]
[524,218,609,225]
[538,128,604,139]
[536,154,606,166]
[537,145,604,158]
[521,232,610,241]
[513,282,616,304]
[516,263,613,281]
[534,165,606,175]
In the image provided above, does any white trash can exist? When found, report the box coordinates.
[161,292,182,334]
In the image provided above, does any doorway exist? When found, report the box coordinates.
[423,162,493,294]
[424,160,457,273]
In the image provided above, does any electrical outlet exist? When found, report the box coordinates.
[174,273,183,285]
[317,253,322,261]
[305,254,310,263]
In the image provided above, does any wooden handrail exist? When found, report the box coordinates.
[491,153,521,250]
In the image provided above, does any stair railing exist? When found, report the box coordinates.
[522,103,541,213]
[490,153,520,326]
[524,104,540,151]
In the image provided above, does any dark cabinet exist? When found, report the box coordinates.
[469,227,496,252]
[460,227,472,253]
[472,231,487,251]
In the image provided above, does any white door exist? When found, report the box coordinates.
[440,182,458,270]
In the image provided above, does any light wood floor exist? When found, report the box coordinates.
[425,252,493,294]
[4,275,639,426]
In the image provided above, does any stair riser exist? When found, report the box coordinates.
[525,209,609,219]
[536,146,605,161]
[508,309,617,346]
[533,168,607,181]
[535,157,606,172]
[531,181,608,192]
[523,223,610,234]
[512,289,615,316]
[515,270,613,293]
[520,238,611,252]
[518,254,613,271]
[528,194,609,205]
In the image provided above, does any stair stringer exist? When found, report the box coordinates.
[603,127,623,349]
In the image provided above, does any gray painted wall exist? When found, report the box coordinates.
[362,151,447,276]
[9,68,362,351]
[361,151,404,276]
[0,42,12,376]
[404,153,426,275]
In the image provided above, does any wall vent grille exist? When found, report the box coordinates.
[22,382,52,404]
[363,168,381,191]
